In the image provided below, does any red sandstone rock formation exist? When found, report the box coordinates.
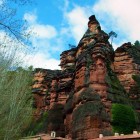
[113,42,140,113]
[114,42,140,92]
[64,15,114,139]
[60,48,76,71]
[32,15,140,139]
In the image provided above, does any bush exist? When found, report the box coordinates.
[111,104,136,134]
[24,104,65,136]
[24,111,48,136]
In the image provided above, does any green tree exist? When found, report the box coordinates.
[132,75,140,90]
[0,1,30,46]
[68,44,76,49]
[0,0,34,139]
[111,104,136,134]
[0,67,33,140]
[108,31,117,45]
[134,40,140,47]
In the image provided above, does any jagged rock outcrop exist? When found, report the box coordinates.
[32,15,140,139]
[59,48,77,71]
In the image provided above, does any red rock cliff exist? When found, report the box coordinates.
[32,15,140,139]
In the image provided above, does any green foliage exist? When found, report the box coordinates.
[0,0,32,46]
[64,92,74,113]
[68,44,76,49]
[65,88,100,115]
[130,75,140,97]
[106,62,124,91]
[111,104,136,134]
[108,31,117,44]
[0,67,33,140]
[132,75,140,87]
[46,89,50,96]
[47,104,64,125]
[126,44,140,64]
[25,104,65,136]
[24,112,48,136]
[78,88,100,102]
[105,62,129,104]
[86,53,92,69]
[135,112,140,131]
[100,130,113,136]
[129,75,140,110]
[134,40,140,47]
[109,31,117,38]
[0,1,34,139]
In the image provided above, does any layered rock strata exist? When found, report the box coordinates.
[32,15,140,139]
[114,42,140,92]
[64,15,128,139]
[113,43,140,113]
[32,68,74,136]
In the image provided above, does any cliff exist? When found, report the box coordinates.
[32,15,140,139]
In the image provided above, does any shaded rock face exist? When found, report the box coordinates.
[60,48,77,71]
[32,15,140,139]
[32,68,74,137]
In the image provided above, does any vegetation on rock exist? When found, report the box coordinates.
[105,62,129,104]
[72,101,110,131]
[31,15,140,139]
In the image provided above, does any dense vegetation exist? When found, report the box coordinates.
[24,103,65,137]
[23,112,48,136]
[0,65,33,139]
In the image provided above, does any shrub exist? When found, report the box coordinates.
[23,111,48,136]
[111,103,136,134]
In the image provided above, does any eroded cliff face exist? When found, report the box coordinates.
[63,16,113,139]
[113,43,140,114]
[114,43,140,92]
[32,15,140,139]
[32,67,74,136]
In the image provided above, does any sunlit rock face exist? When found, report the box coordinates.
[32,69,48,118]
[114,42,140,112]
[32,15,140,139]
[114,43,140,92]
[64,15,115,139]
